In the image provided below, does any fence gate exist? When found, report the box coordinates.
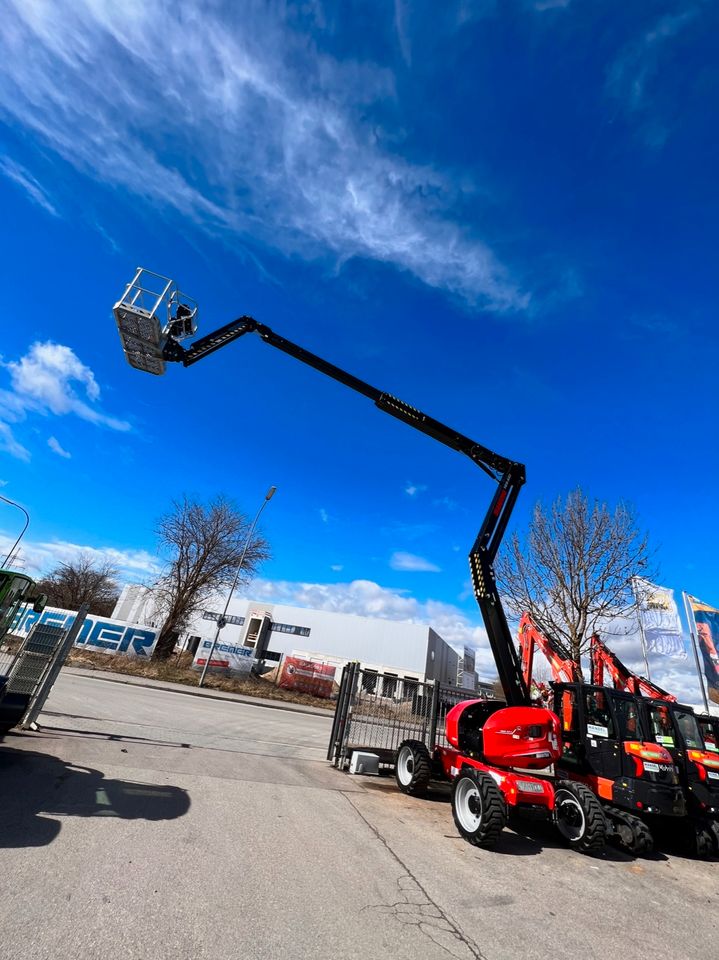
[327,663,487,768]
[0,605,88,731]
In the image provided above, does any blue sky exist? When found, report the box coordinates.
[0,1,717,693]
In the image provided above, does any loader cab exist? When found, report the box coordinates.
[641,701,719,815]
[697,715,719,754]
[553,682,683,813]
[553,683,630,782]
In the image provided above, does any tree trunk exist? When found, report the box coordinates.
[153,627,180,661]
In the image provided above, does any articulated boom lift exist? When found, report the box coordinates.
[113,269,608,852]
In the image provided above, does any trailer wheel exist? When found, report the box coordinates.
[451,769,506,848]
[395,740,432,796]
[553,781,606,852]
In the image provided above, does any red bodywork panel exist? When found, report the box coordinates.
[437,746,555,810]
[444,700,562,770]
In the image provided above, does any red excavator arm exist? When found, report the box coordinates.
[518,613,581,696]
[589,634,676,702]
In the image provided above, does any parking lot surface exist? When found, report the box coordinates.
[1,671,717,960]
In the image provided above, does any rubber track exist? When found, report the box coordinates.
[603,804,653,855]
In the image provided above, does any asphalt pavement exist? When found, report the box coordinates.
[0,671,717,960]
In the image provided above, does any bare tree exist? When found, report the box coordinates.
[152,495,271,661]
[496,489,654,670]
[37,554,120,617]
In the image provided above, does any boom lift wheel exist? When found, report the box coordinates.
[395,740,432,797]
[451,768,507,847]
[553,781,606,852]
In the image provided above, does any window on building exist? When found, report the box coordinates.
[362,670,378,694]
[383,674,398,698]
[270,622,311,637]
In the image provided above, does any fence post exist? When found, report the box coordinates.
[21,604,89,729]
[332,661,359,767]
[428,680,440,751]
[327,662,349,762]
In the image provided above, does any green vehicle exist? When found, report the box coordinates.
[0,569,47,736]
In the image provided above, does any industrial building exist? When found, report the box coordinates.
[113,584,484,690]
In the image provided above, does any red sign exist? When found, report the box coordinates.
[278,657,336,699]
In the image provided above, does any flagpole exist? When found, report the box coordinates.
[683,591,710,714]
[632,577,652,680]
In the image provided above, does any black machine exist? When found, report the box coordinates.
[551,680,685,853]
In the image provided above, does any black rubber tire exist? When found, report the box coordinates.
[693,821,718,859]
[553,780,606,853]
[628,817,654,855]
[394,739,432,796]
[451,768,507,848]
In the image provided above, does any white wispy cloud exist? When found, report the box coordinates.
[606,9,699,147]
[0,157,59,216]
[0,530,161,580]
[0,341,131,460]
[319,508,329,524]
[47,436,71,459]
[390,550,441,572]
[0,423,30,462]
[404,482,427,497]
[0,1,528,311]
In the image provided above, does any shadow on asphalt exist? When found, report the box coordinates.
[361,778,676,861]
[39,723,192,749]
[0,746,190,849]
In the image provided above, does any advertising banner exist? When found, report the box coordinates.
[689,598,719,705]
[193,638,254,674]
[633,578,686,658]
[277,656,335,698]
[10,604,159,657]
[459,645,476,690]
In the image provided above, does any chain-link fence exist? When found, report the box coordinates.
[327,663,489,767]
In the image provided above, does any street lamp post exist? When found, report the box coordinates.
[1,495,30,568]
[198,485,277,688]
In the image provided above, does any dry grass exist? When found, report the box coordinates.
[65,648,336,711]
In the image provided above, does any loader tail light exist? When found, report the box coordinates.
[688,749,719,774]
[624,741,672,763]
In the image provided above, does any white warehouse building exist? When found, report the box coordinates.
[113,584,483,691]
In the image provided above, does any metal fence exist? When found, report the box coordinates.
[0,606,88,732]
[327,663,490,767]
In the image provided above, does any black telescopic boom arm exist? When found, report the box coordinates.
[164,316,529,706]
